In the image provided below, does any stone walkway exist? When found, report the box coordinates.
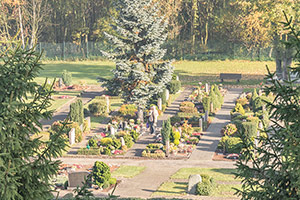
[125,88,193,157]
[189,88,242,160]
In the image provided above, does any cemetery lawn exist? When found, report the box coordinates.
[111,165,146,178]
[153,168,241,197]
[37,60,276,85]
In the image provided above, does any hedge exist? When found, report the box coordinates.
[168,80,181,94]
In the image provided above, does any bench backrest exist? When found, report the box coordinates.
[220,73,242,79]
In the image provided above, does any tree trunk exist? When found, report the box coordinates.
[276,59,282,79]
[18,6,25,48]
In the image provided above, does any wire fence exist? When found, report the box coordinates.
[36,41,275,61]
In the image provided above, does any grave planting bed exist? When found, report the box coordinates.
[214,88,273,161]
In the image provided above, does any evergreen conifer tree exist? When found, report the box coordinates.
[235,15,300,199]
[0,45,67,199]
[100,0,173,107]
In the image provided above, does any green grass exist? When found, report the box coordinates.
[49,98,70,111]
[90,116,107,129]
[171,168,239,182]
[111,165,146,178]
[153,168,241,198]
[152,182,187,196]
[38,60,277,86]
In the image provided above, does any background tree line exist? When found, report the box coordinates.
[0,0,299,64]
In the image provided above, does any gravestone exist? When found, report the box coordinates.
[105,96,110,114]
[85,117,91,130]
[199,118,203,131]
[137,107,144,123]
[123,121,128,130]
[58,78,63,88]
[79,124,83,132]
[176,75,179,81]
[205,83,209,93]
[68,171,90,188]
[69,128,75,145]
[110,126,115,136]
[210,102,214,113]
[258,89,262,96]
[120,137,126,146]
[188,174,202,194]
[165,89,170,101]
[205,111,209,122]
[157,98,162,111]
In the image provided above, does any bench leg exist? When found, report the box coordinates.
[237,79,240,83]
[221,79,224,83]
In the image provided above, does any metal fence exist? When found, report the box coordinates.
[36,40,275,61]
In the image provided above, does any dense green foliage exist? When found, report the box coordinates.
[235,17,300,199]
[0,45,67,199]
[167,80,181,94]
[88,101,108,116]
[202,96,211,113]
[92,161,111,188]
[196,175,214,196]
[70,99,84,124]
[99,0,173,107]
[62,70,72,86]
[161,118,171,145]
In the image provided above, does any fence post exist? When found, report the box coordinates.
[61,41,65,61]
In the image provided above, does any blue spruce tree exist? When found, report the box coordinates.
[100,0,174,108]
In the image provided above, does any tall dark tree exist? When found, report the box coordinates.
[100,0,174,107]
[0,44,67,199]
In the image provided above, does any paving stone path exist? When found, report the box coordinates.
[189,88,242,160]
[124,87,193,157]
[59,88,242,199]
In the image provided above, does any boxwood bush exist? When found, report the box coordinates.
[167,80,181,94]
[88,101,108,116]
[196,174,214,196]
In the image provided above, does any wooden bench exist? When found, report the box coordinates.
[220,73,242,82]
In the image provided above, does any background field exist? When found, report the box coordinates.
[36,60,277,86]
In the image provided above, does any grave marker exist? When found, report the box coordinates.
[188,174,202,194]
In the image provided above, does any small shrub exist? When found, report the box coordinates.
[236,98,248,106]
[202,96,211,113]
[168,80,181,94]
[161,118,171,145]
[83,119,90,133]
[170,115,181,125]
[232,103,245,115]
[102,147,111,155]
[112,139,122,149]
[180,101,195,108]
[68,122,82,143]
[253,96,271,112]
[92,161,111,188]
[209,86,221,111]
[240,121,258,139]
[88,138,98,147]
[130,130,139,142]
[100,138,113,146]
[225,137,243,153]
[119,104,137,117]
[196,179,213,196]
[123,134,134,148]
[213,85,224,105]
[62,70,72,86]
[88,101,108,116]
[223,124,237,136]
